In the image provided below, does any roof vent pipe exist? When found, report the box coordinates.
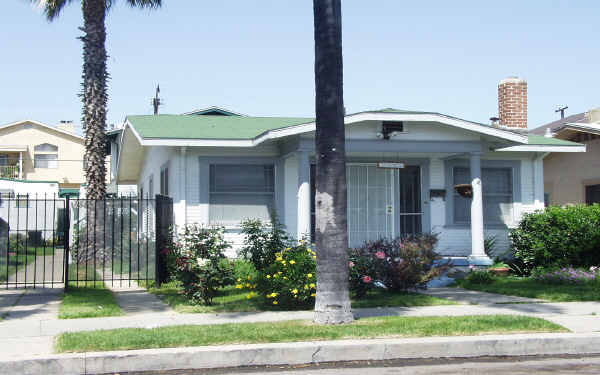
[544,127,553,138]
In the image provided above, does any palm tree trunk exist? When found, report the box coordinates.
[81,0,108,200]
[80,0,108,265]
[313,0,353,325]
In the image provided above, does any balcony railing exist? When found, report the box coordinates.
[0,165,20,179]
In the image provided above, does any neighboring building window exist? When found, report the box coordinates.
[34,143,58,169]
[160,165,169,196]
[16,194,29,208]
[586,184,600,205]
[209,164,274,225]
[453,167,513,225]
[0,190,14,208]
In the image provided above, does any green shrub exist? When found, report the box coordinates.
[8,233,25,252]
[464,269,495,284]
[239,241,316,308]
[348,234,451,298]
[509,205,600,274]
[168,225,234,305]
[239,215,293,272]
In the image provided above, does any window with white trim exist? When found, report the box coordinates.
[209,164,274,225]
[34,143,58,169]
[453,167,513,225]
[160,165,169,196]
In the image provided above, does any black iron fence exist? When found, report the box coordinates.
[0,194,173,289]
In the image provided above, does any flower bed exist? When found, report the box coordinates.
[532,266,600,285]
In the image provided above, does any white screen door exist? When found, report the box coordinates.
[347,165,395,247]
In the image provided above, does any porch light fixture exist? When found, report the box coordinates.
[454,184,473,198]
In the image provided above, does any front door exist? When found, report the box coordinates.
[346,164,422,247]
[310,164,423,247]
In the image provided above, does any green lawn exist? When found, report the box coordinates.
[59,267,123,319]
[0,246,56,282]
[55,314,566,353]
[456,276,600,302]
[142,281,456,314]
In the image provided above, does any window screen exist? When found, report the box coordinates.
[453,167,513,224]
[209,164,274,225]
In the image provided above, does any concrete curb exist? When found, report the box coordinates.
[3,333,600,375]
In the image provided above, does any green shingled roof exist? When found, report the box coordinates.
[527,135,583,146]
[127,115,313,140]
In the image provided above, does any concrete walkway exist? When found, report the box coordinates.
[6,248,65,286]
[107,282,172,315]
[419,287,542,304]
[1,287,599,360]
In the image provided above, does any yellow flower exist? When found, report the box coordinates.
[283,276,288,280]
[313,256,317,260]
[237,278,241,282]
[311,293,316,297]
[266,294,272,299]
[245,283,250,288]
[304,284,309,290]
[307,273,313,278]
[289,260,296,265]
[281,260,286,265]
[307,249,312,253]
[310,283,316,288]
[273,300,278,305]
[247,276,251,280]
[275,252,282,257]
[278,271,283,275]
[274,274,279,278]
[291,288,298,294]
[235,284,243,289]
[276,257,283,262]
[266,275,271,279]
[270,292,278,297]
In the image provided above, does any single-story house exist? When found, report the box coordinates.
[531,107,600,205]
[113,81,585,264]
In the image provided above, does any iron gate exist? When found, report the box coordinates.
[0,194,172,289]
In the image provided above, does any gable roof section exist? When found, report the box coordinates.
[125,108,532,147]
[183,106,245,116]
[0,119,83,141]
[530,112,587,135]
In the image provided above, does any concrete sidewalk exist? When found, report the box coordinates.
[1,287,599,364]
[3,333,600,375]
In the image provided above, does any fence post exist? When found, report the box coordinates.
[154,195,162,288]
[63,195,70,291]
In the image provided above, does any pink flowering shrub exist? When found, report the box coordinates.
[348,234,452,298]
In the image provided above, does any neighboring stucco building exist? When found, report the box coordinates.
[0,119,86,197]
[531,108,600,205]
[114,81,584,263]
[0,119,114,198]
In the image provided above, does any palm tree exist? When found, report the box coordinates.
[312,0,353,324]
[35,0,162,199]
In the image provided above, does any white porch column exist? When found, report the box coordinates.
[468,152,492,265]
[18,152,23,179]
[174,146,187,230]
[297,151,311,241]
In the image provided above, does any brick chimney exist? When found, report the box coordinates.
[498,77,527,128]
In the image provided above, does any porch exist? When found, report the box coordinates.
[0,146,26,180]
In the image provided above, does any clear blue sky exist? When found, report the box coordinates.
[2,0,598,133]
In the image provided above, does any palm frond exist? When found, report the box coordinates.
[124,0,162,9]
[33,0,77,21]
